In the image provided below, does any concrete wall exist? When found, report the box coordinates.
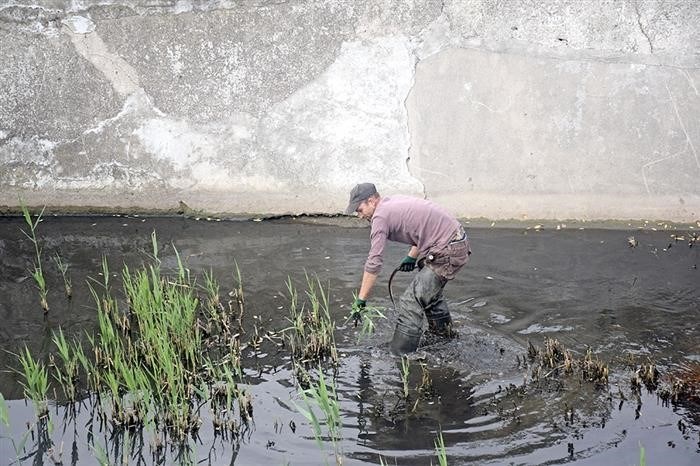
[1,0,698,221]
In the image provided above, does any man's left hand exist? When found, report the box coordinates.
[398,256,417,272]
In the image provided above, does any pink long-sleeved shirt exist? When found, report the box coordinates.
[364,195,461,275]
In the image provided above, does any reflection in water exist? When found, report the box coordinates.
[0,216,698,464]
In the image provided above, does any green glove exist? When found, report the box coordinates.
[351,298,366,327]
[398,256,417,272]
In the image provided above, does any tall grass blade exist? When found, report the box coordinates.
[52,252,72,298]
[284,274,338,364]
[293,365,342,464]
[19,201,49,312]
[434,428,448,466]
[17,346,49,417]
[0,392,9,427]
[401,356,410,399]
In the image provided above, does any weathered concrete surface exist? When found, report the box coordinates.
[408,48,700,220]
[0,1,698,221]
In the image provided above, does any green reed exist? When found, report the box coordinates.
[203,268,221,310]
[90,442,111,466]
[231,261,245,332]
[52,252,72,299]
[284,274,338,365]
[12,231,251,451]
[400,356,411,399]
[202,267,239,341]
[433,428,448,466]
[294,365,342,464]
[208,361,238,416]
[347,291,386,340]
[75,232,242,440]
[17,346,49,417]
[0,392,29,464]
[50,328,82,401]
[20,203,49,313]
[0,392,8,427]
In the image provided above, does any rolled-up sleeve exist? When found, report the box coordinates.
[364,227,387,274]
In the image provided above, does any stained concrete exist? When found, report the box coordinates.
[408,47,700,220]
[0,1,698,221]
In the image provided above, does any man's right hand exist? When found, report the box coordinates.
[351,298,366,327]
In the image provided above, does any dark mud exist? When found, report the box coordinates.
[0,215,698,465]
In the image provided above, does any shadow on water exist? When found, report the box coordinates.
[0,215,698,464]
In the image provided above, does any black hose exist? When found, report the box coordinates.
[388,266,400,308]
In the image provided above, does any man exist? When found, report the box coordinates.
[346,182,471,354]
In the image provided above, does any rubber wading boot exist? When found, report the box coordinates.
[427,315,456,338]
[390,328,420,355]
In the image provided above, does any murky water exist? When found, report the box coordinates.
[0,215,698,465]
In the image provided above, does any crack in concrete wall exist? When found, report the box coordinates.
[634,1,655,54]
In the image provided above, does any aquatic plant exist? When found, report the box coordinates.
[347,292,386,340]
[118,247,205,436]
[52,252,72,299]
[50,328,81,401]
[0,392,31,464]
[48,232,247,443]
[656,361,700,404]
[400,356,410,399]
[418,362,435,399]
[527,338,608,386]
[203,268,221,310]
[16,346,49,417]
[201,265,246,343]
[90,442,111,466]
[230,261,245,333]
[294,365,342,465]
[674,362,700,399]
[20,202,49,313]
[0,392,8,427]
[631,361,659,392]
[207,355,249,437]
[433,428,448,466]
[284,274,338,365]
[4,230,260,462]
[580,348,609,385]
[405,362,437,413]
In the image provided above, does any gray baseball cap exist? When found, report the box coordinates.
[345,183,377,214]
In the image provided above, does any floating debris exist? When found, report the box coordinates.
[518,324,574,335]
[627,236,638,248]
